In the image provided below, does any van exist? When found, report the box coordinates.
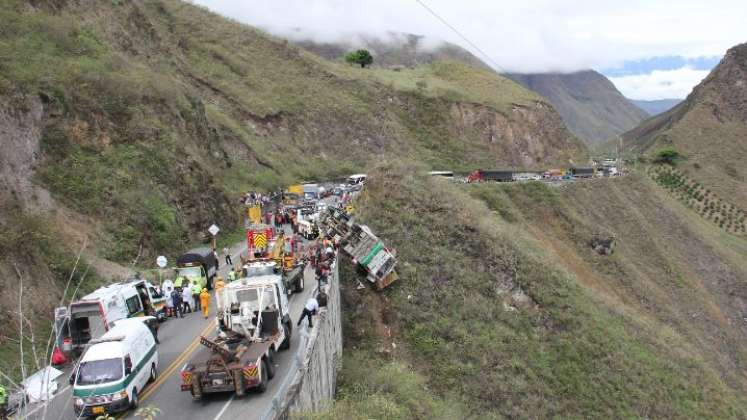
[56,279,166,353]
[72,318,158,417]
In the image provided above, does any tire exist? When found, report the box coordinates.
[257,360,269,393]
[279,321,291,350]
[266,350,276,379]
[148,364,157,383]
[295,274,304,293]
[129,388,139,409]
[190,382,202,401]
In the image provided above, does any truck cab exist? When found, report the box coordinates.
[175,248,218,290]
[218,276,291,346]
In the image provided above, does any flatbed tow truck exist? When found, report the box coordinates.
[180,272,292,399]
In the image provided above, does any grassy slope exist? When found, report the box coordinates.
[0,0,584,378]
[324,165,747,419]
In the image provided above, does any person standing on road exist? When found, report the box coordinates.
[227,269,236,283]
[171,288,183,318]
[213,248,220,270]
[200,288,210,319]
[223,246,232,267]
[181,283,192,314]
[191,281,202,312]
[297,296,319,328]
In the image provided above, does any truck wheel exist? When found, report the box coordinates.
[295,275,304,293]
[233,369,245,398]
[190,382,202,401]
[257,360,269,393]
[280,321,291,350]
[265,350,276,379]
[129,388,139,409]
[148,364,157,383]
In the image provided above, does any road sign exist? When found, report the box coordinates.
[208,224,220,236]
[156,255,167,268]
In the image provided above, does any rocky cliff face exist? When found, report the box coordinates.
[507,70,649,145]
[623,42,747,206]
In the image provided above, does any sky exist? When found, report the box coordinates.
[192,0,747,100]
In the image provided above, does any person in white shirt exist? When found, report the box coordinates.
[297,297,319,328]
[181,283,193,314]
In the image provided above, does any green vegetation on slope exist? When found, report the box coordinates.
[0,0,585,378]
[328,165,747,419]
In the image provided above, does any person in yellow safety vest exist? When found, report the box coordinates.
[175,276,185,289]
[227,269,236,282]
[191,281,202,311]
[199,288,210,319]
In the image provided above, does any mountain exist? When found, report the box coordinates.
[507,71,649,145]
[623,42,747,206]
[0,0,585,378]
[630,98,682,116]
[290,31,491,70]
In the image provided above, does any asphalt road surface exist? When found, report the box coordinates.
[26,227,320,420]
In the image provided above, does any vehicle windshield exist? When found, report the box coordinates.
[244,265,276,277]
[234,288,259,307]
[77,358,123,385]
[177,266,203,279]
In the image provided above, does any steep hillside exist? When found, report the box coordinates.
[292,31,491,70]
[631,98,682,116]
[623,42,747,207]
[0,0,584,377]
[507,71,649,145]
[325,165,747,419]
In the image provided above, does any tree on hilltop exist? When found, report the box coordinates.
[344,49,373,68]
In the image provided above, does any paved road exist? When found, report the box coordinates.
[25,229,319,420]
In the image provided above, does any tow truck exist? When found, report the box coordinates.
[180,272,292,399]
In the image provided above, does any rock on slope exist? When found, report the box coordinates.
[507,70,649,145]
[623,42,747,206]
[0,0,584,377]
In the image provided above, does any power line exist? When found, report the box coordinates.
[413,0,508,73]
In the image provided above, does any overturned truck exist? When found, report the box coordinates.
[318,207,398,289]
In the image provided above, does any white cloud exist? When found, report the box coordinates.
[609,67,710,100]
[193,0,747,72]
[192,0,747,98]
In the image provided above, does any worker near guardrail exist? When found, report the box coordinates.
[199,288,210,319]
[297,296,319,329]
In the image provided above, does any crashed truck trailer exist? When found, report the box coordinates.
[318,207,398,289]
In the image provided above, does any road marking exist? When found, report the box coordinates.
[139,319,216,401]
[213,395,235,420]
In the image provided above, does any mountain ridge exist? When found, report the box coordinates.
[506,70,649,145]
